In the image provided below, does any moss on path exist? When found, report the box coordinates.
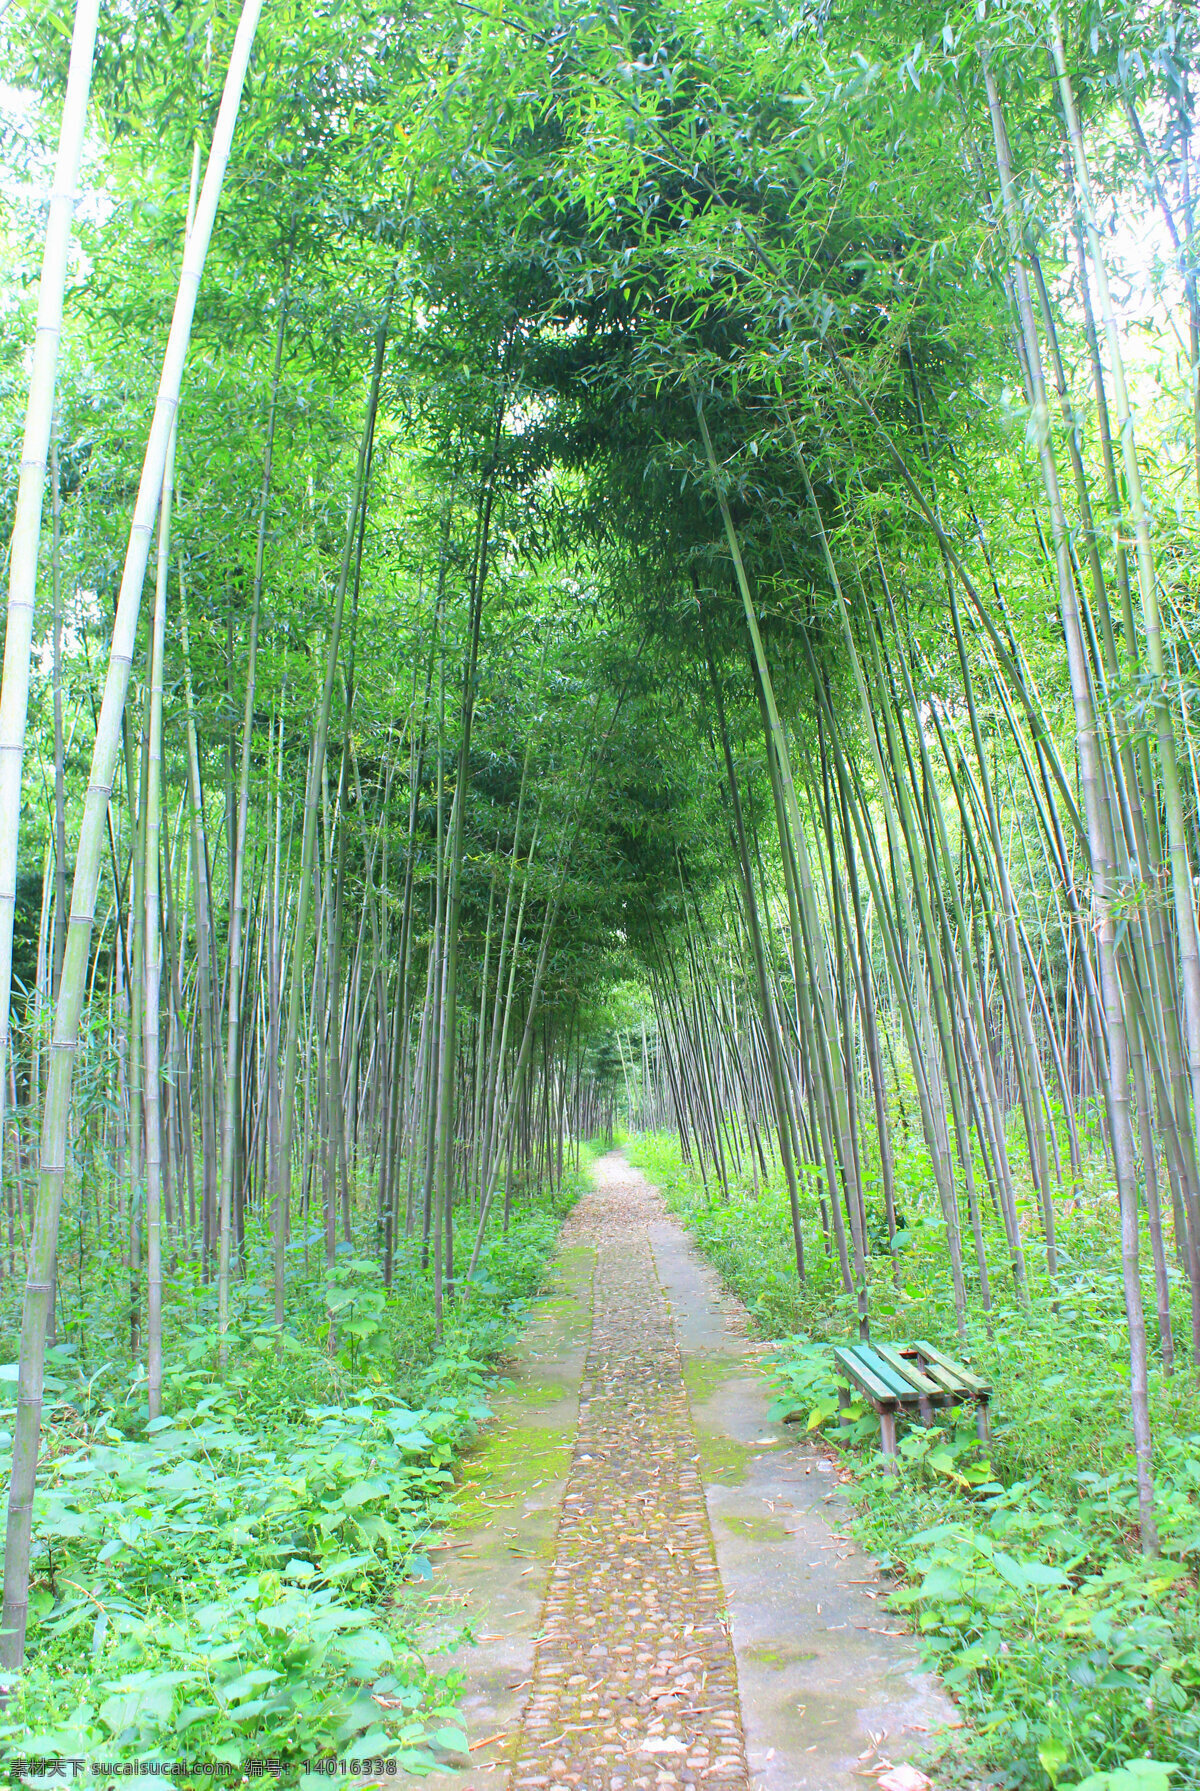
[415,1157,955,1791]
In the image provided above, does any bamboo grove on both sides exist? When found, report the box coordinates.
[0,0,1198,1671]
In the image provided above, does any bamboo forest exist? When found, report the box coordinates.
[1,0,1199,1785]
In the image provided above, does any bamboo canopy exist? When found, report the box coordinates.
[0,0,1197,1776]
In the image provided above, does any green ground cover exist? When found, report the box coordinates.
[626,1132,1200,1791]
[0,1165,586,1784]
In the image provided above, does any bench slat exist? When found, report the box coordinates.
[858,1344,922,1403]
[833,1346,897,1407]
[914,1339,991,1396]
[875,1343,941,1398]
[922,1361,966,1397]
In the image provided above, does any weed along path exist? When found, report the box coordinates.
[420,1154,953,1790]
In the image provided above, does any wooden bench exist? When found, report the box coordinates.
[832,1339,992,1470]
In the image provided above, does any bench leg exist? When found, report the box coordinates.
[975,1399,991,1445]
[918,1395,933,1426]
[837,1386,851,1441]
[879,1406,898,1469]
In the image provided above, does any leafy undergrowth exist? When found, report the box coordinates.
[0,1168,585,1785]
[626,1132,1200,1791]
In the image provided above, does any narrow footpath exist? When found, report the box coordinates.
[419,1154,954,1790]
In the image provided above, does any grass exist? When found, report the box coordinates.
[625,1129,1200,1791]
[0,1158,589,1784]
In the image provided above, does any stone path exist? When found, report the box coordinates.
[418,1154,955,1790]
[506,1167,748,1789]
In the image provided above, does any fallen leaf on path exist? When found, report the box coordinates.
[539,1723,598,1748]
[877,1765,931,1791]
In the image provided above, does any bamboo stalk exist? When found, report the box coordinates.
[0,0,266,1666]
[0,0,101,1185]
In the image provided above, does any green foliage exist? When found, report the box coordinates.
[628,1131,1200,1791]
[2,0,1199,1779]
[873,1475,1200,1789]
[0,1182,582,1781]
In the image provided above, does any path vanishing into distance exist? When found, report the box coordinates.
[419,1155,955,1791]
[4,10,1190,1776]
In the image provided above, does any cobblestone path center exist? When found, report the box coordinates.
[507,1157,751,1791]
